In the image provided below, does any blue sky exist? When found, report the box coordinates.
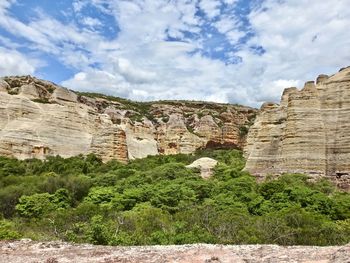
[1,0,350,106]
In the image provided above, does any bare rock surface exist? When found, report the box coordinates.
[51,86,78,103]
[244,67,350,190]
[186,157,218,178]
[0,240,349,263]
[0,79,10,92]
[19,84,40,99]
[0,76,256,162]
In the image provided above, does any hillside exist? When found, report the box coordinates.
[0,76,256,162]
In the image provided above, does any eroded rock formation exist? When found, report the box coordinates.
[186,157,218,179]
[244,67,350,189]
[0,75,256,162]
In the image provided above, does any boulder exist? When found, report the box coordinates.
[19,84,40,99]
[0,79,10,92]
[51,86,77,103]
[186,157,218,179]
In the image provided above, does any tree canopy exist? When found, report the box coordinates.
[0,150,349,246]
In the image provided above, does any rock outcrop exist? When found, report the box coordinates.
[186,157,218,179]
[1,240,349,263]
[0,75,256,162]
[244,67,350,190]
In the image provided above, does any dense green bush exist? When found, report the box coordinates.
[0,220,21,239]
[0,150,349,246]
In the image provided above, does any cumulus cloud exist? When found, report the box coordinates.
[237,0,350,103]
[0,2,106,68]
[1,0,350,107]
[62,70,131,98]
[0,47,39,76]
[0,0,15,11]
[115,58,157,84]
[60,0,350,106]
[199,0,221,19]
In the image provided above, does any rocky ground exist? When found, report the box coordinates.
[0,239,349,263]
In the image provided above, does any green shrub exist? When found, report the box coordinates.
[0,220,21,240]
[0,149,349,246]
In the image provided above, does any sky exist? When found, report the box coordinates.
[0,0,350,107]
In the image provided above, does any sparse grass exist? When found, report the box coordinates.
[8,90,19,95]
[239,125,249,137]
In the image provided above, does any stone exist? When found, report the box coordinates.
[0,79,10,92]
[1,240,349,263]
[0,92,128,163]
[157,113,206,155]
[244,67,350,190]
[19,84,40,99]
[51,86,78,103]
[316,74,329,84]
[186,157,218,179]
[0,75,257,163]
[124,119,158,160]
[194,115,222,143]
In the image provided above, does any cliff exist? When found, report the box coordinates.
[244,67,350,190]
[0,76,256,162]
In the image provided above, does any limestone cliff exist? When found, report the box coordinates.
[0,75,256,162]
[244,67,350,190]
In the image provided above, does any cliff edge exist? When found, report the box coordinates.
[244,67,350,190]
[0,75,256,162]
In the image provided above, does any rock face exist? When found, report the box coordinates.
[244,67,350,190]
[0,75,256,163]
[186,157,218,179]
[1,240,349,263]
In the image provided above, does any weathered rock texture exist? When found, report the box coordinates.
[0,240,349,263]
[186,157,218,179]
[244,67,350,190]
[0,76,256,162]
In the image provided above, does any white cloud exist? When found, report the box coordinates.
[1,0,350,108]
[213,13,246,44]
[115,58,157,84]
[199,0,221,19]
[223,0,238,5]
[238,0,350,104]
[0,2,107,68]
[62,69,131,98]
[80,17,102,28]
[0,47,39,76]
[215,16,237,33]
[73,1,85,12]
[0,0,15,11]
[259,79,301,102]
[61,0,350,106]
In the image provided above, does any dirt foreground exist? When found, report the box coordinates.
[0,239,349,263]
